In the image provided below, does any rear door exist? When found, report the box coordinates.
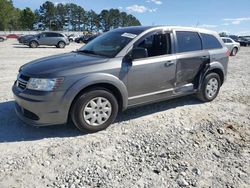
[174,31,209,88]
[46,33,58,45]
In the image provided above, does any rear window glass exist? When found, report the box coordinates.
[201,33,222,49]
[176,31,202,53]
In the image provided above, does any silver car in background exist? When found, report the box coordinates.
[221,37,240,56]
[24,32,70,48]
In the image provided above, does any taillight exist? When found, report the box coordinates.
[226,50,230,63]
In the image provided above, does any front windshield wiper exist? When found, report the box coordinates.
[74,49,111,58]
[77,49,98,55]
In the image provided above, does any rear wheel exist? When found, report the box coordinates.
[0,38,4,42]
[231,47,238,56]
[197,72,221,102]
[71,89,118,132]
[29,41,38,48]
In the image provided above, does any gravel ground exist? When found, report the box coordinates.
[0,39,249,188]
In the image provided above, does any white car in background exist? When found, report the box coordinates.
[221,37,240,56]
[68,34,80,42]
[0,35,7,42]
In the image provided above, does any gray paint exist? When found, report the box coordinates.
[12,26,228,126]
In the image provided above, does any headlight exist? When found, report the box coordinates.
[27,78,63,91]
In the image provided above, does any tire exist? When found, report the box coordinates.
[197,72,221,102]
[69,39,73,42]
[29,41,38,48]
[231,47,238,56]
[0,38,4,42]
[71,88,119,132]
[57,41,65,48]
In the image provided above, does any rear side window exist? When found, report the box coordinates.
[176,31,202,53]
[201,33,222,49]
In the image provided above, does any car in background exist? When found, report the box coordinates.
[75,34,100,44]
[0,35,7,42]
[228,35,239,42]
[221,37,240,56]
[84,34,100,44]
[7,34,19,39]
[238,36,250,46]
[74,35,86,43]
[68,34,80,42]
[18,34,35,44]
[24,32,70,48]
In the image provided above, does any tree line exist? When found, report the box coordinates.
[0,0,141,32]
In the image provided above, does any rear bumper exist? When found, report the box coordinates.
[12,85,69,126]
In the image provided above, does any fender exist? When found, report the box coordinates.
[197,61,225,91]
[62,73,128,113]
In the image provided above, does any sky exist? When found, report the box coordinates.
[13,0,250,35]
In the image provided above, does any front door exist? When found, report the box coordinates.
[127,31,176,106]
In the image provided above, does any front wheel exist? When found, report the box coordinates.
[70,89,118,132]
[197,73,221,102]
[29,41,38,48]
[57,41,66,48]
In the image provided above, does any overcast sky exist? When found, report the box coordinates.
[13,0,250,35]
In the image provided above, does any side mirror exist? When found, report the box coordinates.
[131,47,148,59]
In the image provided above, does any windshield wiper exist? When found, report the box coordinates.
[77,49,97,55]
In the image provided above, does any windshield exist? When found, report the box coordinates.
[79,31,138,58]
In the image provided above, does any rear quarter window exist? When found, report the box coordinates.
[201,33,222,49]
[176,31,202,53]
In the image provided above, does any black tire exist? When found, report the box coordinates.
[0,38,4,42]
[230,47,238,56]
[197,72,221,102]
[29,41,38,48]
[69,39,73,42]
[70,88,118,133]
[57,41,65,48]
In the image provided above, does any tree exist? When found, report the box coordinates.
[0,0,18,30]
[1,0,141,32]
[37,1,56,30]
[219,32,227,37]
[99,10,111,32]
[86,10,99,32]
[55,3,67,30]
[19,8,35,30]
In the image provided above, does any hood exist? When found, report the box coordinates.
[21,52,108,76]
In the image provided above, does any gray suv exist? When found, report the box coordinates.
[24,32,69,48]
[13,26,229,132]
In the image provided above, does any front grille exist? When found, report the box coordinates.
[17,74,30,90]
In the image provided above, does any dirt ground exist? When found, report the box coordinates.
[0,39,249,188]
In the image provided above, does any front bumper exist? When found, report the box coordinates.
[12,85,69,126]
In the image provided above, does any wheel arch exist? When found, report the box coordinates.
[196,61,225,91]
[63,73,128,121]
[29,40,39,45]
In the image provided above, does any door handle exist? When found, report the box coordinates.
[164,61,175,67]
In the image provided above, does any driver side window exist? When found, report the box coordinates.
[136,33,171,58]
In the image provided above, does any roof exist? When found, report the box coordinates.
[112,25,217,35]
